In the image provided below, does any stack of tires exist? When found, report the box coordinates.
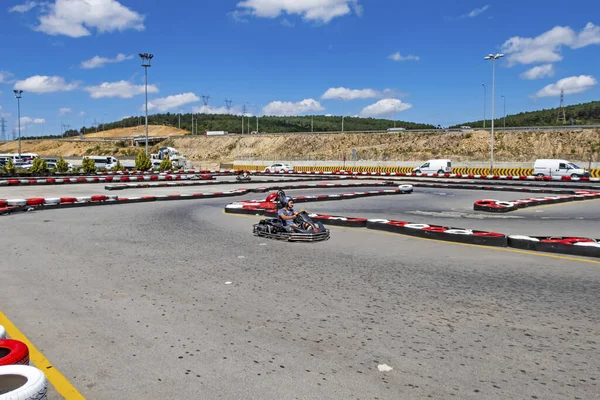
[0,324,48,400]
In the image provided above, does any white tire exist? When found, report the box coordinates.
[0,325,5,339]
[0,365,47,400]
[367,219,390,223]
[7,199,27,206]
[445,229,473,235]
[573,242,600,247]
[404,224,429,229]
[509,235,540,242]
[398,184,413,192]
[43,198,60,205]
[75,197,91,203]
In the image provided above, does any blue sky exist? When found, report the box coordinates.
[0,0,599,137]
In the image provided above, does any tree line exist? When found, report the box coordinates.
[452,101,600,128]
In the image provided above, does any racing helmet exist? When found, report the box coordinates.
[282,196,294,206]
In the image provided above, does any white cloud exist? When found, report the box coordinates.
[359,99,412,118]
[33,0,145,38]
[145,93,200,112]
[234,0,362,24]
[321,87,383,100]
[465,5,489,18]
[0,71,13,83]
[58,107,72,116]
[262,99,325,116]
[388,52,420,62]
[533,75,597,98]
[13,75,79,93]
[8,1,41,13]
[573,22,600,48]
[19,117,46,125]
[520,64,555,80]
[81,53,133,69]
[84,80,158,99]
[77,111,85,116]
[502,22,600,66]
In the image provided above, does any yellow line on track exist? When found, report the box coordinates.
[0,310,86,399]
[222,210,600,266]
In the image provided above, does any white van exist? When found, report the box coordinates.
[533,159,590,178]
[84,156,118,170]
[413,159,452,174]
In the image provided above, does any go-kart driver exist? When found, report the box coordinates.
[278,196,310,230]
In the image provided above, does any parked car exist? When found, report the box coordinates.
[264,163,294,173]
[413,159,452,174]
[533,159,590,178]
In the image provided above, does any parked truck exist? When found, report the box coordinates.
[150,147,187,169]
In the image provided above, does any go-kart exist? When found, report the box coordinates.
[252,190,330,242]
[236,174,252,182]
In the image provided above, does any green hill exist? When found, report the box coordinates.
[453,101,600,128]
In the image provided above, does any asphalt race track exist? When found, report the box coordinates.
[1,176,599,399]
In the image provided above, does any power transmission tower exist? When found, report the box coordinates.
[0,118,6,141]
[557,89,566,125]
[12,128,17,141]
[201,94,211,106]
[225,99,232,111]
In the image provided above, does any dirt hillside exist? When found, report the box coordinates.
[83,125,187,138]
[1,126,599,163]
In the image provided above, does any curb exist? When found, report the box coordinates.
[474,191,600,212]
[0,174,214,187]
[508,235,600,258]
[365,219,507,247]
[104,177,367,191]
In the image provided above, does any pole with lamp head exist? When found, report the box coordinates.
[484,53,504,174]
[13,90,23,158]
[139,53,154,155]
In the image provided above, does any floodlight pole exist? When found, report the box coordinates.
[139,53,154,155]
[13,90,23,158]
[484,53,504,174]
[481,83,487,128]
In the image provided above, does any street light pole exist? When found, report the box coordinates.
[13,90,23,158]
[484,53,504,174]
[502,95,506,128]
[139,53,154,155]
[481,83,487,129]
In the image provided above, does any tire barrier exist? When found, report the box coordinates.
[0,339,29,366]
[0,181,412,216]
[365,219,507,247]
[0,365,47,400]
[0,174,214,187]
[474,191,600,213]
[242,169,600,181]
[0,206,31,216]
[508,235,600,258]
[104,177,366,191]
[224,187,414,216]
